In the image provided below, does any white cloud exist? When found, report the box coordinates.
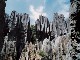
[43,0,46,6]
[58,10,69,19]
[58,3,69,19]
[57,0,70,19]
[29,5,47,21]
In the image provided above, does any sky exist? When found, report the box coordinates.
[5,0,70,24]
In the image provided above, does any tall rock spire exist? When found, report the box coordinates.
[70,0,80,60]
[0,0,6,55]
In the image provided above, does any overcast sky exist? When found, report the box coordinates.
[5,0,70,24]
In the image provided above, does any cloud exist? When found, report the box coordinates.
[58,10,69,19]
[29,5,47,21]
[58,3,69,19]
[57,0,70,19]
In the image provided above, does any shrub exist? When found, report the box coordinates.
[38,50,47,57]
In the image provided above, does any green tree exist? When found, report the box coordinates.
[38,50,47,57]
[30,25,36,44]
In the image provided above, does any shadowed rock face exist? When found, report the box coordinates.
[70,0,80,60]
[0,0,6,54]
